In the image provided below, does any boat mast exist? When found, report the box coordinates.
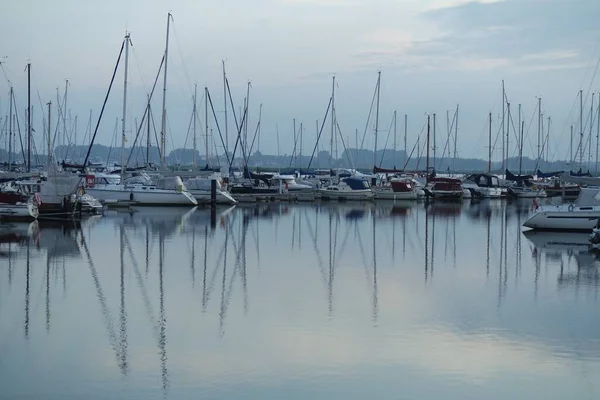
[506,102,510,169]
[536,97,542,165]
[433,113,436,165]
[27,62,31,172]
[63,79,68,161]
[502,80,505,173]
[596,96,600,174]
[579,89,583,167]
[373,71,381,170]
[300,122,303,171]
[404,114,407,168]
[330,76,335,170]
[488,112,492,173]
[426,115,430,184]
[453,104,459,174]
[546,116,551,163]
[8,86,12,171]
[160,13,172,168]
[121,33,131,182]
[570,125,573,166]
[193,83,197,169]
[146,95,150,166]
[393,110,397,168]
[518,104,522,175]
[205,87,209,166]
[589,93,594,169]
[223,61,228,159]
[47,101,51,166]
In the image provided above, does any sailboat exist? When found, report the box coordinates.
[84,30,196,206]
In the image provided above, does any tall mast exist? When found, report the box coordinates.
[404,114,407,167]
[373,71,381,169]
[536,97,542,164]
[506,102,511,169]
[121,33,131,182]
[547,116,551,165]
[293,118,297,169]
[519,121,524,176]
[453,104,459,174]
[589,93,594,169]
[570,125,574,166]
[47,101,51,166]
[393,111,397,168]
[330,76,335,169]
[426,115,430,183]
[488,112,492,173]
[596,96,600,174]
[192,83,197,169]
[299,122,303,170]
[205,87,209,166]
[8,87,12,171]
[245,81,250,158]
[432,113,436,164]
[160,13,172,168]
[146,95,151,166]
[579,89,583,167]
[518,104,522,175]
[222,60,228,158]
[63,79,68,159]
[502,80,505,173]
[27,62,31,172]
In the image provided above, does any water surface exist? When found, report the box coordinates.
[1,201,599,399]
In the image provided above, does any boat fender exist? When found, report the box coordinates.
[568,203,574,212]
[129,192,134,201]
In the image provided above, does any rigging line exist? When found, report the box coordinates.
[359,80,378,152]
[306,96,333,170]
[206,89,232,167]
[166,113,179,165]
[378,112,396,167]
[403,120,427,170]
[524,99,539,160]
[131,46,149,93]
[125,54,165,167]
[170,23,194,99]
[182,108,194,159]
[336,120,354,169]
[81,39,125,170]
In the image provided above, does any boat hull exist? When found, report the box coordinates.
[373,189,418,200]
[523,205,600,231]
[87,185,197,206]
[0,203,38,221]
[319,189,373,201]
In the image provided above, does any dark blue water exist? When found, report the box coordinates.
[1,201,599,399]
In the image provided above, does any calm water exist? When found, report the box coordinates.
[1,201,599,400]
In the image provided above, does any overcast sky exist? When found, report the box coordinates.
[1,0,600,162]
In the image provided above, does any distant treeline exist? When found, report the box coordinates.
[0,145,597,175]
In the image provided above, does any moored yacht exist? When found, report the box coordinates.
[85,173,197,206]
[522,188,600,231]
[319,177,374,201]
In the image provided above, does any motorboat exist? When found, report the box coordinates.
[372,178,418,200]
[319,177,374,201]
[522,188,600,231]
[462,173,502,198]
[185,177,237,204]
[85,173,197,206]
[424,177,463,200]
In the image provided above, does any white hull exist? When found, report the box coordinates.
[478,187,502,198]
[373,189,418,200]
[87,185,197,206]
[462,189,472,199]
[0,203,38,220]
[511,188,547,198]
[319,189,373,201]
[523,204,600,231]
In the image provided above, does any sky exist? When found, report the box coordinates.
[1,0,600,163]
